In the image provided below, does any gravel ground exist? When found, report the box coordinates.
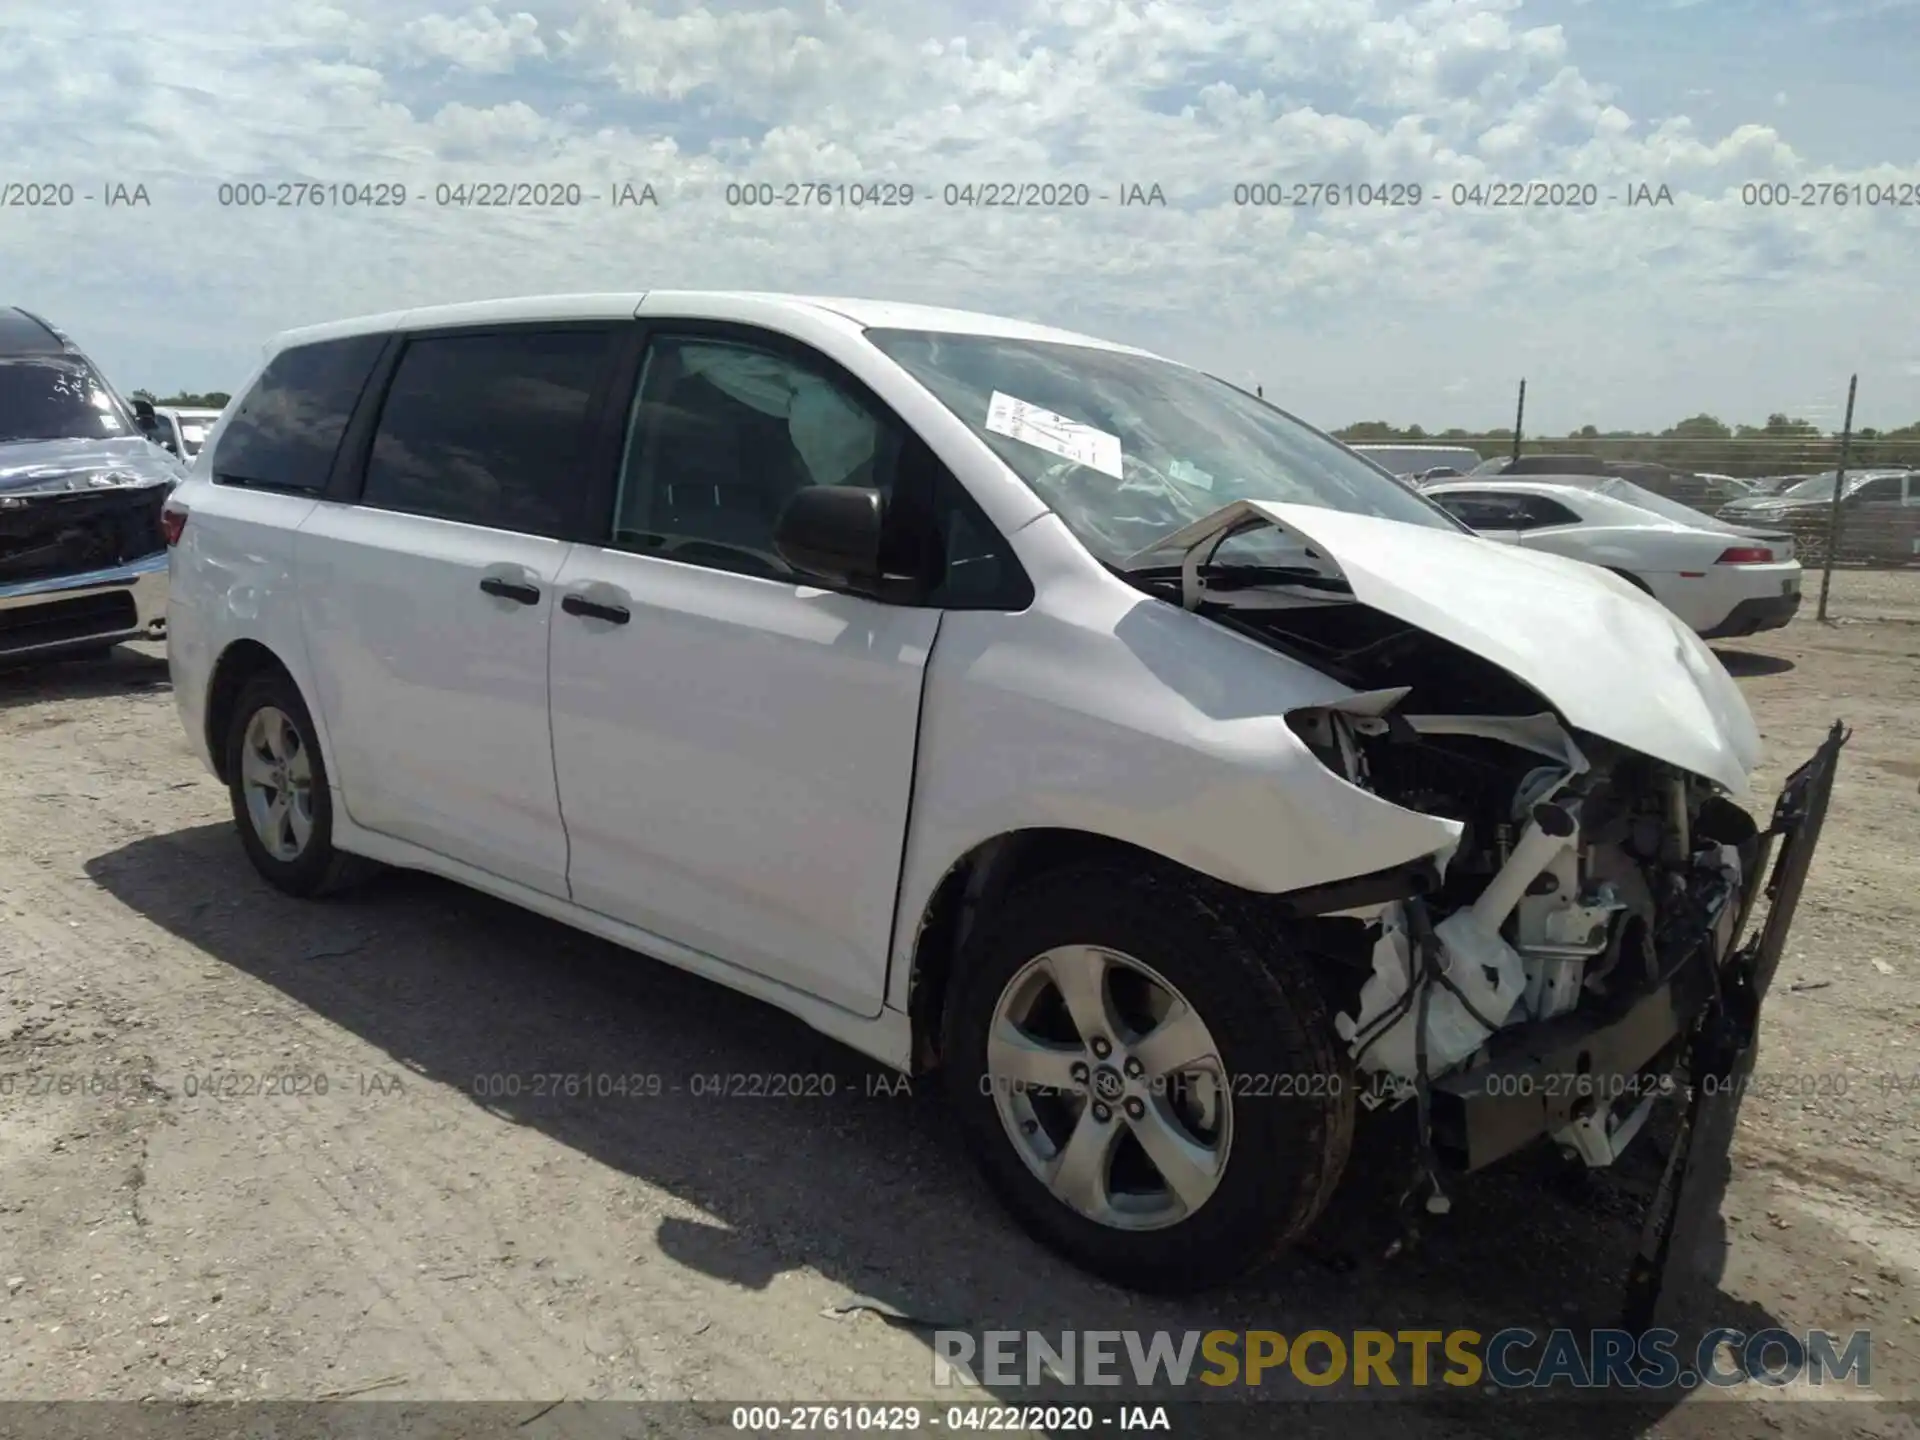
[1,569,1916,1438]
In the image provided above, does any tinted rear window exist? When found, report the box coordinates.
[212,334,385,490]
[357,328,612,536]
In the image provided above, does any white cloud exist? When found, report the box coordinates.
[0,0,1913,429]
[402,7,549,72]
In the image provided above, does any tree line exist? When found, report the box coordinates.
[1331,413,1920,476]
[131,389,231,408]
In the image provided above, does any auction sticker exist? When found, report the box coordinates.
[985,391,1123,479]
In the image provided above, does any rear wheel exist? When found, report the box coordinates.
[224,670,372,897]
[942,862,1354,1292]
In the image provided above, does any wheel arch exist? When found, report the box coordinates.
[903,828,1239,1076]
[203,638,321,786]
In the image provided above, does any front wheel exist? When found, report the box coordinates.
[942,862,1354,1292]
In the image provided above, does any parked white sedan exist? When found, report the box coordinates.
[1423,477,1803,639]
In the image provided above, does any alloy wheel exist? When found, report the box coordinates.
[985,945,1232,1231]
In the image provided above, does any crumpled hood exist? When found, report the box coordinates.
[0,437,186,497]
[1130,500,1764,796]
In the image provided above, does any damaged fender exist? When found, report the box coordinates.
[1127,498,1762,796]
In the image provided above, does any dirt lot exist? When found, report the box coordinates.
[1,571,1916,1437]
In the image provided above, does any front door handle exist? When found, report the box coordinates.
[479,575,541,605]
[561,593,631,625]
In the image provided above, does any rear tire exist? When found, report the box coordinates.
[224,669,373,898]
[942,861,1354,1293]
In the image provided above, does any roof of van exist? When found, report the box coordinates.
[265,291,1163,360]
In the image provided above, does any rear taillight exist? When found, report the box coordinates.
[160,506,187,546]
[1715,545,1772,564]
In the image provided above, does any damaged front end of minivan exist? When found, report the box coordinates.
[1126,499,1848,1323]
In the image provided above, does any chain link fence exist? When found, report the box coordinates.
[1340,379,1920,624]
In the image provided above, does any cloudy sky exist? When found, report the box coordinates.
[2,0,1916,433]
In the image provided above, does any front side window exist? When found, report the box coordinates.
[610,335,899,580]
[0,357,136,444]
[214,334,385,489]
[606,331,1031,605]
[862,328,1460,568]
[1850,475,1902,502]
[360,328,612,535]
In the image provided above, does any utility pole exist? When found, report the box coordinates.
[1816,374,1858,624]
[1511,379,1526,464]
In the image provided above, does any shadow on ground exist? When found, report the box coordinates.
[1711,649,1795,678]
[0,643,169,711]
[85,823,1809,1438]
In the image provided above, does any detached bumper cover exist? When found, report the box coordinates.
[1619,719,1849,1327]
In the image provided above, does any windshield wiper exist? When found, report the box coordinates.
[1120,561,1352,594]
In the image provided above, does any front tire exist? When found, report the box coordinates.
[224,670,371,897]
[942,862,1354,1293]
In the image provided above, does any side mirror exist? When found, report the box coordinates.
[774,486,885,586]
[132,398,156,431]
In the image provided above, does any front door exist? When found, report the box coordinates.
[547,326,939,1015]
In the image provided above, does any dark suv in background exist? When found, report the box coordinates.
[0,307,185,664]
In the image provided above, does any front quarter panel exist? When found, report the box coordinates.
[886,513,1464,1014]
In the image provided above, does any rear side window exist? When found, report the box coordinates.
[1519,496,1582,528]
[1432,492,1531,528]
[212,334,384,490]
[359,328,612,537]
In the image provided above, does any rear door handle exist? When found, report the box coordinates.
[479,575,541,605]
[561,593,631,625]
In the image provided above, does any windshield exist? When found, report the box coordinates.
[0,357,137,444]
[864,328,1461,566]
[1778,472,1839,499]
[1592,477,1723,528]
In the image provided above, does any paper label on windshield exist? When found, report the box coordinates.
[985,392,1123,479]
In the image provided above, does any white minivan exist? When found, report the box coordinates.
[164,291,1843,1297]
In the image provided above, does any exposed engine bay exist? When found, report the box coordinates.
[1243,602,1768,1171]
[1122,499,1848,1323]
